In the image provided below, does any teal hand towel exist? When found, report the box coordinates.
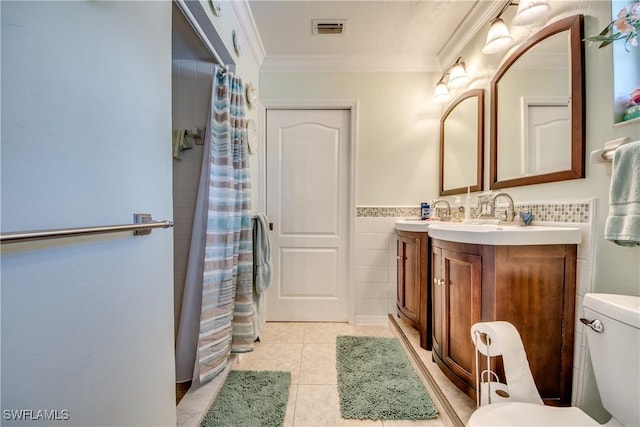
[604,140,640,246]
[252,212,272,293]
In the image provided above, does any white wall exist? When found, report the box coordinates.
[354,217,400,322]
[260,72,441,206]
[1,2,175,426]
[172,60,214,334]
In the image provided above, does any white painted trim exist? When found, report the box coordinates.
[438,0,504,69]
[175,0,234,68]
[175,0,225,66]
[354,315,389,326]
[259,99,359,324]
[229,0,266,67]
[260,55,440,73]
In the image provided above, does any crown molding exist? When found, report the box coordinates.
[438,0,506,69]
[260,54,441,73]
[229,0,265,67]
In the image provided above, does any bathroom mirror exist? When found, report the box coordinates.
[440,89,484,196]
[490,15,585,189]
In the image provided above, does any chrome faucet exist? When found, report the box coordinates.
[490,192,515,222]
[431,199,451,221]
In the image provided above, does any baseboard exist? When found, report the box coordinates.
[354,315,389,326]
[389,314,465,427]
[176,355,237,427]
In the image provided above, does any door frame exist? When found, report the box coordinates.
[259,100,359,324]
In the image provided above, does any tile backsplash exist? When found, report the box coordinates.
[357,201,591,223]
[512,202,591,223]
[357,206,420,218]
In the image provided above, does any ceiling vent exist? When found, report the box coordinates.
[312,19,348,36]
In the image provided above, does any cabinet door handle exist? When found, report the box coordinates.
[397,255,403,260]
[433,278,438,285]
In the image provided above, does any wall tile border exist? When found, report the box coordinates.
[357,200,591,224]
[357,206,421,218]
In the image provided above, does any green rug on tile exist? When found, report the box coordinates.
[336,335,439,421]
[200,370,290,427]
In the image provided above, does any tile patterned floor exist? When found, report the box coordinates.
[177,320,474,427]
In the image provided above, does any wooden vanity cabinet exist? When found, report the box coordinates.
[396,230,430,349]
[431,238,576,406]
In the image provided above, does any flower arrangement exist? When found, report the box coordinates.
[584,1,639,50]
[623,88,640,121]
[630,88,640,105]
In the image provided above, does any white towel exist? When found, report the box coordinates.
[605,140,640,246]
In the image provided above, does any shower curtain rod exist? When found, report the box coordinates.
[1,214,173,244]
[175,0,229,71]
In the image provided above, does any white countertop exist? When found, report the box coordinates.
[427,222,582,246]
[394,219,430,232]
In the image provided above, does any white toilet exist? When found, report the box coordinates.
[467,293,640,426]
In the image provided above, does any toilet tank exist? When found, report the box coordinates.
[583,293,640,427]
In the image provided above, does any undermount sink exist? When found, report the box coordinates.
[427,222,582,245]
[394,218,430,232]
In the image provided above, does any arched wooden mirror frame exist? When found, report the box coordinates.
[439,89,485,196]
[490,14,585,189]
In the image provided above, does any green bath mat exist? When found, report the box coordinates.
[200,370,290,427]
[336,335,439,420]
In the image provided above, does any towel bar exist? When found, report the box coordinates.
[0,214,173,244]
[590,137,637,174]
[590,137,631,163]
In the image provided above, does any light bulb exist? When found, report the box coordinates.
[447,60,469,88]
[482,18,513,54]
[513,0,550,26]
[432,81,449,104]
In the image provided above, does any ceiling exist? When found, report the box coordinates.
[247,0,503,72]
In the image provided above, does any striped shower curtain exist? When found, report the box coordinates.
[175,67,255,387]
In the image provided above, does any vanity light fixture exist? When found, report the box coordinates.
[447,58,470,88]
[433,78,450,104]
[432,57,469,104]
[482,0,550,55]
[513,0,550,26]
[483,17,514,54]
[482,1,515,54]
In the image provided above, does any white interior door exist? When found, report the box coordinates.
[523,102,570,175]
[265,109,350,321]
